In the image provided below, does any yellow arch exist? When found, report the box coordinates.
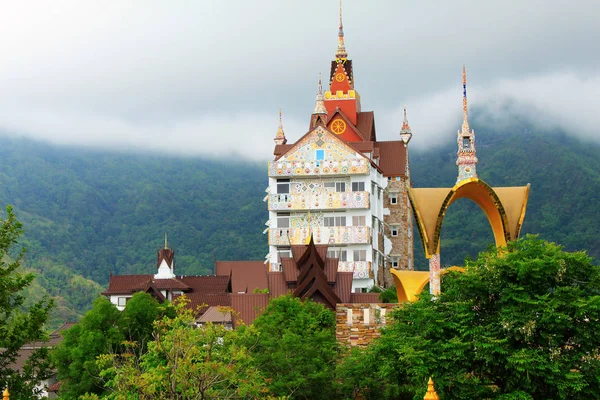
[391,267,466,303]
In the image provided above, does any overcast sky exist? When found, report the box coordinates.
[0,1,598,160]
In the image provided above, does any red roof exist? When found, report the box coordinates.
[215,261,268,294]
[267,272,289,297]
[102,274,153,295]
[356,111,376,141]
[375,140,407,177]
[333,272,353,303]
[231,293,269,326]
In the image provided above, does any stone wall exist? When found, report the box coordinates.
[383,176,414,287]
[335,303,397,347]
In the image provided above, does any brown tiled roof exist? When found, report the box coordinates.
[8,322,74,372]
[143,278,189,291]
[333,272,353,303]
[281,257,298,282]
[350,293,381,303]
[48,382,62,393]
[324,259,338,283]
[179,275,230,293]
[274,144,293,158]
[198,306,232,324]
[174,293,231,315]
[375,140,407,177]
[215,261,268,294]
[267,272,289,297]
[102,274,153,295]
[291,245,306,263]
[231,293,269,326]
[348,141,374,154]
[356,111,376,141]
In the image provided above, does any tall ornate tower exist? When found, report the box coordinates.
[456,66,478,183]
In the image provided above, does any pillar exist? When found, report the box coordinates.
[429,253,440,295]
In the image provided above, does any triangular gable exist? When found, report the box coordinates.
[274,125,371,167]
[326,109,365,142]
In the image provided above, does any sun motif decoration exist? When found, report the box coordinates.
[335,72,346,82]
[331,119,346,135]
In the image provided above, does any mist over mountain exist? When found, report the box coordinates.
[1,111,598,322]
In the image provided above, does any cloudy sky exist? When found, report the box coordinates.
[0,0,598,160]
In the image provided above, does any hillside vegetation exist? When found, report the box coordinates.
[1,116,598,321]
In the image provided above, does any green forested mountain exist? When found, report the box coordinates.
[1,116,599,322]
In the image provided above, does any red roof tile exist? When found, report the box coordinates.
[350,293,381,303]
[356,111,376,141]
[198,306,232,324]
[267,272,289,297]
[231,293,269,326]
[281,257,298,282]
[324,259,338,283]
[375,140,407,177]
[102,274,153,295]
[179,275,230,293]
[215,261,268,294]
[333,272,353,303]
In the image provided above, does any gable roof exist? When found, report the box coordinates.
[215,261,268,294]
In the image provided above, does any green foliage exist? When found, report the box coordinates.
[52,293,172,398]
[341,236,600,399]
[0,206,54,399]
[248,295,340,399]
[98,298,268,399]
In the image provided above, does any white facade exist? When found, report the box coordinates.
[267,126,388,292]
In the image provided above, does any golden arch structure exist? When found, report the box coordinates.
[391,178,530,300]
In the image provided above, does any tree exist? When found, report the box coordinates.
[98,298,267,399]
[0,206,54,399]
[52,292,172,398]
[340,235,600,399]
[249,295,340,399]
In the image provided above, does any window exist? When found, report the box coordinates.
[352,216,366,226]
[277,213,290,228]
[316,149,325,161]
[463,137,470,149]
[396,176,401,181]
[352,182,365,192]
[278,247,291,259]
[324,216,346,227]
[355,287,367,293]
[391,226,399,237]
[353,250,367,261]
[390,194,398,204]
[118,297,127,307]
[387,176,392,181]
[276,179,290,194]
[408,227,412,238]
[327,249,347,261]
[391,257,399,268]
[378,188,381,199]
[408,258,412,269]
[336,182,345,192]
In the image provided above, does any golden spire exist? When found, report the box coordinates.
[274,108,287,145]
[3,387,9,400]
[336,0,348,60]
[461,65,470,134]
[313,73,327,115]
[423,377,440,400]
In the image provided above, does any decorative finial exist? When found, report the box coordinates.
[3,387,9,400]
[336,0,348,60]
[461,65,469,134]
[164,232,168,249]
[313,73,327,115]
[399,105,413,145]
[423,377,440,400]
[274,108,287,145]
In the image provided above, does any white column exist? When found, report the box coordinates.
[429,253,441,295]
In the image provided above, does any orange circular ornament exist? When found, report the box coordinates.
[331,119,346,135]
[335,72,345,82]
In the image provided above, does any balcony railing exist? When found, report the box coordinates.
[338,261,372,279]
[268,191,369,211]
[269,159,370,177]
[268,226,371,246]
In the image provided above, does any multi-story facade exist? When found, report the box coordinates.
[266,11,413,291]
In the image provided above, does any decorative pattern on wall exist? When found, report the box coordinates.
[268,191,369,211]
[269,128,370,177]
[429,253,441,295]
[338,261,372,279]
[269,226,371,246]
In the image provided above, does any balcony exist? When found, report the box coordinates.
[338,261,372,279]
[268,191,369,211]
[268,159,370,177]
[268,226,371,246]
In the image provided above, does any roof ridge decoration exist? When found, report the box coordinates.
[399,105,413,145]
[274,109,287,145]
[423,377,440,400]
[336,0,347,60]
